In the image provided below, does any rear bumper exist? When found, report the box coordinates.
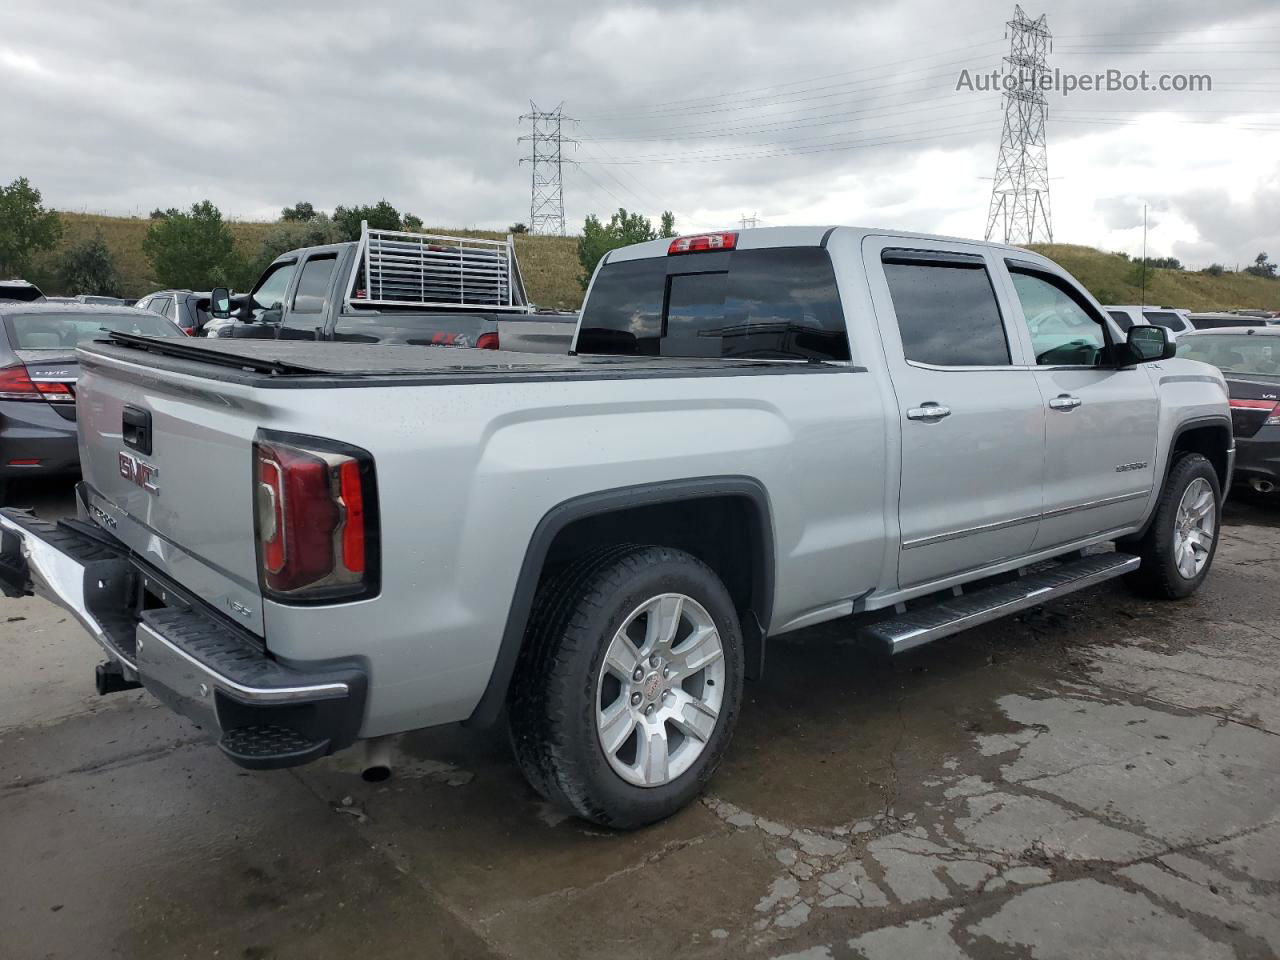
[1234,428,1280,492]
[0,507,367,769]
[0,400,79,477]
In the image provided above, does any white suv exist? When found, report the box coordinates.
[1105,305,1193,341]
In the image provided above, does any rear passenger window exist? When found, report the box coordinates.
[1108,310,1134,331]
[881,253,1010,366]
[576,248,850,362]
[292,255,337,315]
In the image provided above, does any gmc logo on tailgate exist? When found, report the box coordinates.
[119,452,160,495]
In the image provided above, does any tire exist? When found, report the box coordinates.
[508,545,744,830]
[1122,452,1222,600]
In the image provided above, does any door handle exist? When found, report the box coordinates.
[1049,394,1082,412]
[906,403,952,422]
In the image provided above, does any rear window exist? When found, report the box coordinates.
[576,247,851,362]
[1143,311,1185,332]
[1108,310,1134,330]
[1177,334,1280,377]
[4,311,182,349]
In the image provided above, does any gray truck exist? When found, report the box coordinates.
[0,226,1233,829]
[205,223,576,353]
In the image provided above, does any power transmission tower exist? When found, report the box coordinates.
[519,102,576,236]
[984,5,1053,245]
[739,213,760,230]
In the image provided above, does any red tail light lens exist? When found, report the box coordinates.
[476,331,500,350]
[0,365,74,402]
[668,232,738,255]
[253,433,379,603]
[1230,397,1280,425]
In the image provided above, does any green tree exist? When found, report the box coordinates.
[658,210,677,238]
[281,201,317,222]
[249,214,342,279]
[508,222,528,234]
[142,200,245,290]
[0,177,63,277]
[577,208,658,289]
[402,212,423,231]
[1202,263,1227,277]
[332,200,402,241]
[1244,252,1277,279]
[57,232,121,296]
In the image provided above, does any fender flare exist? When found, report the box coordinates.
[466,476,776,726]
[1130,414,1233,540]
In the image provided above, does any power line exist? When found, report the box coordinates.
[576,38,1004,121]
[985,4,1053,245]
[573,119,996,164]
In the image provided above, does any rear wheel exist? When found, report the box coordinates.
[1122,452,1221,599]
[508,545,744,829]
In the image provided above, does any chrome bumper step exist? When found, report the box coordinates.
[864,553,1140,654]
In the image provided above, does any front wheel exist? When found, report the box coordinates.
[508,545,744,830]
[1122,452,1221,599]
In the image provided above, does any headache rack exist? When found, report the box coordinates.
[346,221,530,313]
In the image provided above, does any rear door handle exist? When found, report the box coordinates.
[1049,394,1082,412]
[906,403,952,422]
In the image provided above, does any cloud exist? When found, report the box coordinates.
[2,0,1278,267]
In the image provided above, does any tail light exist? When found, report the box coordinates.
[253,432,379,604]
[476,331,500,350]
[668,232,738,255]
[0,364,74,403]
[1230,397,1280,425]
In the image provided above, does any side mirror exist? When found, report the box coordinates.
[1124,325,1173,364]
[210,287,232,320]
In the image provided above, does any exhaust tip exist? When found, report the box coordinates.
[1249,478,1276,495]
[360,736,394,783]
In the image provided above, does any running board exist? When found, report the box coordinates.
[864,553,1140,655]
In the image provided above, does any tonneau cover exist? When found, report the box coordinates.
[78,334,820,387]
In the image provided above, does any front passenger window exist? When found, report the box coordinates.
[1009,271,1107,367]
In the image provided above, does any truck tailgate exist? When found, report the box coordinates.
[75,348,266,635]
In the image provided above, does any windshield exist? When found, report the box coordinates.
[1177,334,1280,378]
[4,311,182,349]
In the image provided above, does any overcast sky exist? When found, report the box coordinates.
[5,0,1279,266]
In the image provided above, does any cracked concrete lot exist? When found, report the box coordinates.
[2,480,1278,959]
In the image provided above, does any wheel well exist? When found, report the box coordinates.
[466,483,775,727]
[540,495,771,648]
[1171,422,1231,490]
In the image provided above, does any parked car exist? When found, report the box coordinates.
[0,303,184,502]
[135,289,212,335]
[0,279,45,302]
[0,227,1232,829]
[1104,305,1193,340]
[204,223,576,352]
[1189,312,1269,331]
[1177,326,1280,496]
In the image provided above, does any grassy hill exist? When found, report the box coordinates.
[29,215,1280,314]
[33,213,584,310]
[1026,244,1280,312]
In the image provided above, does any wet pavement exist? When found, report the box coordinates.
[2,478,1277,959]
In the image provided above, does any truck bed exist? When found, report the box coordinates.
[80,334,845,388]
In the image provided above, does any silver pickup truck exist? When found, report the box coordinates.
[0,226,1233,829]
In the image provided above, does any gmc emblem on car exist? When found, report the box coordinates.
[119,452,160,494]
